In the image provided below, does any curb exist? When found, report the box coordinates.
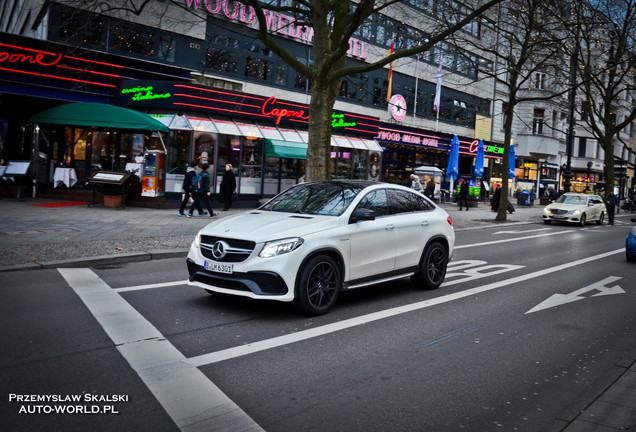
[0,249,189,273]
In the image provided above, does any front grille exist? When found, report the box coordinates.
[200,236,256,263]
[549,209,569,215]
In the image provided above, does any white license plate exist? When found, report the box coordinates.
[204,261,234,274]
[552,215,564,219]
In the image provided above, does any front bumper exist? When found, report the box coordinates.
[542,213,582,223]
[187,259,291,298]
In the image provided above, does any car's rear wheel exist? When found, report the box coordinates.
[579,213,586,226]
[543,219,552,225]
[411,242,448,290]
[596,212,604,225]
[295,255,340,315]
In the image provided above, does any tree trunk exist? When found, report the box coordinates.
[603,135,615,194]
[306,77,341,182]
[495,72,519,222]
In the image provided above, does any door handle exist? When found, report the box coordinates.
[385,224,395,231]
[421,221,430,226]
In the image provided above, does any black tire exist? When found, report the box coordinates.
[596,212,604,225]
[294,255,340,315]
[628,254,636,262]
[543,220,552,225]
[579,213,586,226]
[411,242,448,290]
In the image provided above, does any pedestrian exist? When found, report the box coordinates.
[547,186,556,203]
[458,178,469,211]
[605,190,617,225]
[424,176,435,200]
[410,174,422,192]
[188,163,216,218]
[178,160,205,216]
[219,163,237,211]
[491,185,501,211]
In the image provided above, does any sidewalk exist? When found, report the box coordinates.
[0,196,634,430]
[0,197,543,271]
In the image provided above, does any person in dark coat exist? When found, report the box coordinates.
[491,185,501,211]
[219,164,237,211]
[605,190,617,225]
[179,160,204,216]
[424,176,435,200]
[458,178,470,211]
[188,163,215,217]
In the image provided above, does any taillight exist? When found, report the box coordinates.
[447,217,454,226]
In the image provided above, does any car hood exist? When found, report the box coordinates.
[546,203,587,211]
[199,210,340,242]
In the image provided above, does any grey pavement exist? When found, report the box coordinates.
[0,196,635,431]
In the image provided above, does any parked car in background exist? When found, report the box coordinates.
[542,193,606,226]
[626,218,636,262]
[187,181,455,315]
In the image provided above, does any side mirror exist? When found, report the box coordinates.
[350,208,375,223]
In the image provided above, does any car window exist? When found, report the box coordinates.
[356,189,389,217]
[557,195,586,205]
[261,183,360,216]
[387,189,432,214]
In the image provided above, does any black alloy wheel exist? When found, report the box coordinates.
[411,242,448,290]
[295,255,340,315]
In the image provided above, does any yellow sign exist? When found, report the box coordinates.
[475,115,492,141]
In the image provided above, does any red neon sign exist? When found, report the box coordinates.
[0,51,62,67]
[261,96,309,125]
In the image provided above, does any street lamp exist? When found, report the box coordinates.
[563,13,580,193]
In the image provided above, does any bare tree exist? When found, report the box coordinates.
[238,0,505,181]
[576,0,636,195]
[451,0,567,221]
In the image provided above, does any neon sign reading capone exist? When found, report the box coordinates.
[121,86,172,101]
[261,96,309,125]
[0,50,62,66]
[174,0,368,60]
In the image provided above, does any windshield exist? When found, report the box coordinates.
[259,182,364,216]
[557,195,587,205]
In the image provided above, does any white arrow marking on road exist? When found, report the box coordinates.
[525,276,624,314]
[493,228,552,235]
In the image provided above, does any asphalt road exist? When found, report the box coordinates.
[1,220,635,431]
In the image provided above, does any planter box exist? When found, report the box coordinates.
[103,194,125,208]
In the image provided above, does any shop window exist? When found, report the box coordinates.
[166,130,191,174]
[111,23,155,57]
[245,57,272,81]
[276,63,288,86]
[239,139,262,194]
[55,9,104,47]
[207,48,238,73]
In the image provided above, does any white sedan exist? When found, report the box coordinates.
[187,181,455,315]
[542,192,606,226]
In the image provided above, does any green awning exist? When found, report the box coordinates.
[30,102,169,132]
[265,139,307,159]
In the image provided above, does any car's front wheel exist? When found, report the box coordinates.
[579,213,587,226]
[411,242,448,290]
[295,255,340,315]
[596,212,604,225]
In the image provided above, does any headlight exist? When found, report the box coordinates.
[543,207,550,214]
[194,230,202,247]
[259,237,304,258]
[571,209,581,215]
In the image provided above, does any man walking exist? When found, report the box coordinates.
[188,163,216,218]
[178,160,205,216]
[605,190,617,225]
[459,178,469,211]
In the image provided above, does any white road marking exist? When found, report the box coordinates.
[114,280,187,292]
[526,276,625,314]
[492,228,552,235]
[58,268,264,432]
[188,248,623,367]
[455,230,575,249]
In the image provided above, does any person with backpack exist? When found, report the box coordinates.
[188,163,216,218]
[178,160,205,216]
